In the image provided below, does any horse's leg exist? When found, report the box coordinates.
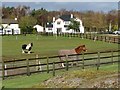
[28,47,32,54]
[62,63,65,67]
[28,51,30,54]
[59,57,65,67]
[76,55,79,66]
[22,49,25,53]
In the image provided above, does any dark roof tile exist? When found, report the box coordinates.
[2,19,18,24]
[46,23,53,27]
[59,14,75,21]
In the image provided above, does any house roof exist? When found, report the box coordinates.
[59,14,75,21]
[2,19,18,24]
[46,23,53,28]
[33,24,43,28]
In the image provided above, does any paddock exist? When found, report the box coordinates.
[1,34,119,77]
[1,34,119,88]
[2,34,118,60]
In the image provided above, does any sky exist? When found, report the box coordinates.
[1,1,119,13]
[1,0,120,2]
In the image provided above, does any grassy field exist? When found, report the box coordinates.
[2,34,119,88]
[3,63,118,88]
[2,34,118,60]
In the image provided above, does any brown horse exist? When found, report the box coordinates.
[58,45,87,67]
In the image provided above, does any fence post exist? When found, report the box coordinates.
[97,52,100,70]
[2,60,5,80]
[53,62,55,76]
[111,51,114,64]
[26,59,30,76]
[114,38,115,43]
[47,56,49,73]
[82,53,84,69]
[81,34,83,39]
[79,33,81,38]
[77,33,79,37]
[86,34,87,39]
[65,55,68,71]
[109,37,111,43]
[101,36,102,41]
[36,54,38,71]
[105,36,106,42]
[89,34,92,40]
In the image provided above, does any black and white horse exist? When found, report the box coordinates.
[22,43,33,54]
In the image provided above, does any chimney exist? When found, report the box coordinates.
[53,17,55,22]
[71,14,73,18]
[15,18,17,21]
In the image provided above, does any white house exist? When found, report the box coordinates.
[33,25,44,32]
[45,14,84,34]
[0,18,21,35]
[45,23,53,33]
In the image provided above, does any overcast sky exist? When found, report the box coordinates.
[1,2,119,12]
[1,0,120,2]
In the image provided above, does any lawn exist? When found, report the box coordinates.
[2,34,118,60]
[2,63,118,88]
[2,34,119,88]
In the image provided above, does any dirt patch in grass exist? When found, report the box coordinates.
[33,70,119,88]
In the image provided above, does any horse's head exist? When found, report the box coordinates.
[75,45,87,54]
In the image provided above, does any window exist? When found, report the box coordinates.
[66,27,70,31]
[64,25,68,27]
[48,28,52,30]
[57,21,61,25]
[65,21,69,25]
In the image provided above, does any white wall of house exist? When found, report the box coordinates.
[52,18,74,34]
[4,28,12,34]
[14,28,21,34]
[2,24,8,29]
[9,24,19,29]
[46,14,84,34]
[53,17,84,34]
[45,27,53,33]
[0,23,21,35]
[53,18,64,34]
[75,18,84,33]
[33,25,44,32]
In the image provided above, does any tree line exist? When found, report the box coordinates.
[2,5,118,33]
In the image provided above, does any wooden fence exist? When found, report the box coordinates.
[41,32,120,44]
[0,50,119,79]
[61,33,120,44]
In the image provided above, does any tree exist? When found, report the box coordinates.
[112,25,118,31]
[30,8,48,27]
[19,16,37,34]
[68,19,80,32]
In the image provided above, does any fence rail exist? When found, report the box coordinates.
[43,33,120,44]
[1,50,120,79]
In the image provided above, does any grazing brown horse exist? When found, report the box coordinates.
[58,45,87,67]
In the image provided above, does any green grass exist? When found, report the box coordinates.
[2,34,118,60]
[2,63,118,88]
[2,34,119,88]
[3,72,53,88]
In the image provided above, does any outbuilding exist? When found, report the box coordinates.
[0,18,21,35]
[33,25,44,33]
